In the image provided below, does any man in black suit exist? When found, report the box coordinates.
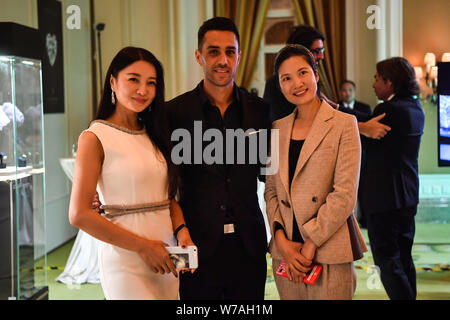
[356,57,425,300]
[166,17,270,300]
[338,79,372,228]
[339,80,372,115]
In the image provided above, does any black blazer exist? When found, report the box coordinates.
[166,82,271,263]
[358,96,425,215]
[338,100,372,115]
[337,100,371,226]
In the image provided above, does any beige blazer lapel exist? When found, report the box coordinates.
[277,110,297,199]
[292,101,334,185]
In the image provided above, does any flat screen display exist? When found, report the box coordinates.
[438,62,450,166]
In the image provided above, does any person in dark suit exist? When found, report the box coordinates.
[339,80,372,115]
[166,17,271,300]
[358,57,425,300]
[338,79,371,228]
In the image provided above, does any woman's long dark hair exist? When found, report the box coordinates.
[95,47,178,199]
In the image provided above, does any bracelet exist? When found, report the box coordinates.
[174,224,187,238]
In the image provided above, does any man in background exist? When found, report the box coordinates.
[359,57,424,300]
[339,80,372,227]
[339,80,372,115]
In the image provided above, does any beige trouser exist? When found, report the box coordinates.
[272,258,357,300]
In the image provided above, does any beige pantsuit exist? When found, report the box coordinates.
[265,101,368,300]
[272,259,357,300]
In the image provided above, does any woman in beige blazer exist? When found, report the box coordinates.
[264,45,367,300]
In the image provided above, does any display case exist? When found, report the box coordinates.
[0,23,48,300]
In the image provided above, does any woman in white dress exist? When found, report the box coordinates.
[69,47,194,299]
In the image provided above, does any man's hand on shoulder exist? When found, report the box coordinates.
[358,113,391,139]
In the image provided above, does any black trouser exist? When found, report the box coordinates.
[367,205,417,300]
[179,232,267,300]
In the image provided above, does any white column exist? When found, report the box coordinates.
[376,0,403,61]
[165,0,211,99]
[387,0,403,57]
[345,0,403,108]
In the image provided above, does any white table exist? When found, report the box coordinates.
[56,158,100,285]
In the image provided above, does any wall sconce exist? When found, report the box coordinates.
[424,53,436,74]
[428,65,438,103]
[414,52,449,104]
[442,52,450,62]
[414,66,423,80]
[423,52,436,74]
[414,64,436,103]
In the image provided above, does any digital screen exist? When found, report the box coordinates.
[438,62,450,166]
[440,144,450,161]
[439,95,450,138]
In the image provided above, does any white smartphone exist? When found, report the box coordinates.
[165,245,198,270]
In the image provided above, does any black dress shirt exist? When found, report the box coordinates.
[166,80,271,262]
[198,84,242,224]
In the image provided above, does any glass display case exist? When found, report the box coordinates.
[0,51,48,298]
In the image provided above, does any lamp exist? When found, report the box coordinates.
[442,52,450,62]
[430,66,438,79]
[424,52,436,73]
[419,53,440,104]
[414,66,423,80]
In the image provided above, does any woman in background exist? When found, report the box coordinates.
[69,47,194,299]
[265,44,367,300]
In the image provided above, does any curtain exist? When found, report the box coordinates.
[214,0,270,89]
[293,0,346,101]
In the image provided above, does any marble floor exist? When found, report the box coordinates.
[43,223,450,300]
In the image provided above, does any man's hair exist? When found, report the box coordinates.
[197,17,240,51]
[287,25,325,49]
[376,57,420,97]
[340,80,356,89]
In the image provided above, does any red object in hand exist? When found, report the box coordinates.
[275,260,289,278]
[302,264,322,285]
[275,261,322,285]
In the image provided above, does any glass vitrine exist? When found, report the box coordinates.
[0,55,48,300]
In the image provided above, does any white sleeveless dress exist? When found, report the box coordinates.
[85,120,178,300]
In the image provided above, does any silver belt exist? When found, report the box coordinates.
[224,223,235,234]
[100,200,171,218]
